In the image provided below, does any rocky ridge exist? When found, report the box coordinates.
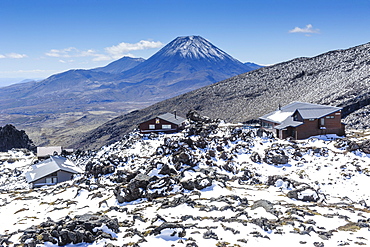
[75,41,370,150]
[0,113,370,246]
[0,124,35,152]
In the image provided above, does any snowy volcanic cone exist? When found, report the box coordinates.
[122,35,250,76]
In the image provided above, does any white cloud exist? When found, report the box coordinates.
[58,59,75,63]
[46,47,84,58]
[0,53,28,59]
[45,40,163,62]
[7,53,28,58]
[289,24,320,35]
[105,40,163,59]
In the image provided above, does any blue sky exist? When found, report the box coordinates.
[1,0,369,86]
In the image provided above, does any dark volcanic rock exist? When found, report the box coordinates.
[114,173,153,202]
[150,222,185,236]
[187,110,212,124]
[263,149,289,164]
[287,186,320,202]
[203,230,219,240]
[360,139,370,154]
[0,124,36,152]
[194,177,213,190]
[19,214,119,246]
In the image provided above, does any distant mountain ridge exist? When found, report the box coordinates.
[0,35,261,147]
[91,57,145,74]
[74,41,370,150]
[0,36,259,114]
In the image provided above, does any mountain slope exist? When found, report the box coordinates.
[75,42,370,150]
[122,36,252,76]
[0,36,259,147]
[107,35,258,99]
[91,56,145,74]
[0,36,256,115]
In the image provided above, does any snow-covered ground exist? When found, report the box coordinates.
[1,122,370,246]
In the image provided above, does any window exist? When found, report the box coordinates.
[326,116,334,119]
[261,121,273,129]
[149,124,155,129]
[309,119,315,121]
[162,125,171,129]
[46,177,58,184]
[155,118,160,124]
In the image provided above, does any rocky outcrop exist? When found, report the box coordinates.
[19,214,119,246]
[3,112,370,246]
[0,124,35,152]
[74,41,370,150]
[263,149,289,164]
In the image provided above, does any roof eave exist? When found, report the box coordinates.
[275,122,304,130]
[258,117,282,124]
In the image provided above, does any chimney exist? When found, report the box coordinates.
[174,111,177,119]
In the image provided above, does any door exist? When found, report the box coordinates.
[320,118,325,126]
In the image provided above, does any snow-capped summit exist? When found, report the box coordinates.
[121,35,256,82]
[157,35,234,61]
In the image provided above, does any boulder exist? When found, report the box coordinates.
[263,149,289,164]
[150,222,185,236]
[181,179,196,190]
[203,230,218,240]
[287,186,320,202]
[360,140,370,154]
[251,199,274,213]
[115,173,153,202]
[131,173,152,189]
[147,177,177,199]
[267,175,295,188]
[250,152,261,163]
[194,177,212,190]
[186,110,212,124]
[173,151,192,166]
[0,124,36,152]
[19,214,119,246]
[159,163,177,176]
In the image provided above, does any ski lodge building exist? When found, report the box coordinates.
[259,102,345,139]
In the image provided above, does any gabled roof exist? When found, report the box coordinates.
[25,156,82,183]
[259,102,342,124]
[275,117,303,130]
[295,106,341,119]
[156,113,186,125]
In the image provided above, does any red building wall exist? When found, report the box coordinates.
[261,110,345,140]
[139,117,181,133]
[295,111,345,139]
